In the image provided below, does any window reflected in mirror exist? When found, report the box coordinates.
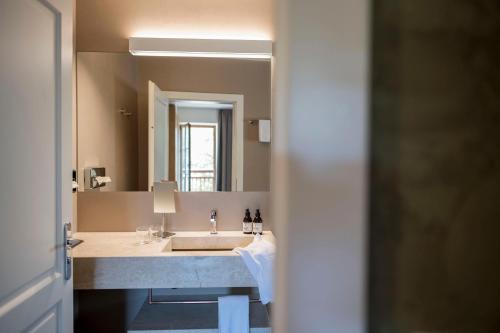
[177,103,233,192]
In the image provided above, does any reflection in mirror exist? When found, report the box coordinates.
[178,102,233,192]
[149,87,244,192]
[76,52,270,192]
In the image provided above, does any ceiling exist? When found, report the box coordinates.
[76,0,274,52]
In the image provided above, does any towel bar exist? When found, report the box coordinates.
[147,288,261,304]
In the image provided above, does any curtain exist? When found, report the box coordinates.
[217,109,232,191]
[179,123,191,192]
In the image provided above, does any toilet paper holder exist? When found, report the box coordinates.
[84,167,111,190]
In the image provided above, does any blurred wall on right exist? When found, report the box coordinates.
[370,1,500,332]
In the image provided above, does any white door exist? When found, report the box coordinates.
[148,81,170,191]
[0,0,73,332]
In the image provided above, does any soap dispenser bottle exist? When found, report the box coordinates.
[253,209,263,235]
[243,209,253,234]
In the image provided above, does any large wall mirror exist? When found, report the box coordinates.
[76,52,271,192]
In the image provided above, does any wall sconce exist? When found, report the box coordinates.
[129,37,273,60]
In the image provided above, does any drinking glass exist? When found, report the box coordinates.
[136,226,151,245]
[150,224,162,242]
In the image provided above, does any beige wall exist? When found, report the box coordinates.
[77,52,138,191]
[77,191,270,232]
[136,57,271,191]
[272,0,369,332]
[76,0,274,52]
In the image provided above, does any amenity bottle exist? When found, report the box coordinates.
[243,209,253,234]
[253,209,263,235]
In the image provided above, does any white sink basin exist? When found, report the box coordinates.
[163,233,254,252]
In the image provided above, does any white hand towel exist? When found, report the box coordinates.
[218,295,249,333]
[234,237,275,304]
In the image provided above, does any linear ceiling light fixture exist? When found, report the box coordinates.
[129,37,273,60]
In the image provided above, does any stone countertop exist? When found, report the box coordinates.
[73,231,274,258]
[72,231,274,290]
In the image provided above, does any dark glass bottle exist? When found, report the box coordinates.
[253,209,263,235]
[243,209,253,234]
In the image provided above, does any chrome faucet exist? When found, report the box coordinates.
[210,209,217,234]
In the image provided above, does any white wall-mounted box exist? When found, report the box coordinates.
[259,120,271,143]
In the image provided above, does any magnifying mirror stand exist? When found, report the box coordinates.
[161,213,175,238]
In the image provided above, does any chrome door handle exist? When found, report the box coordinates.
[63,223,84,280]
